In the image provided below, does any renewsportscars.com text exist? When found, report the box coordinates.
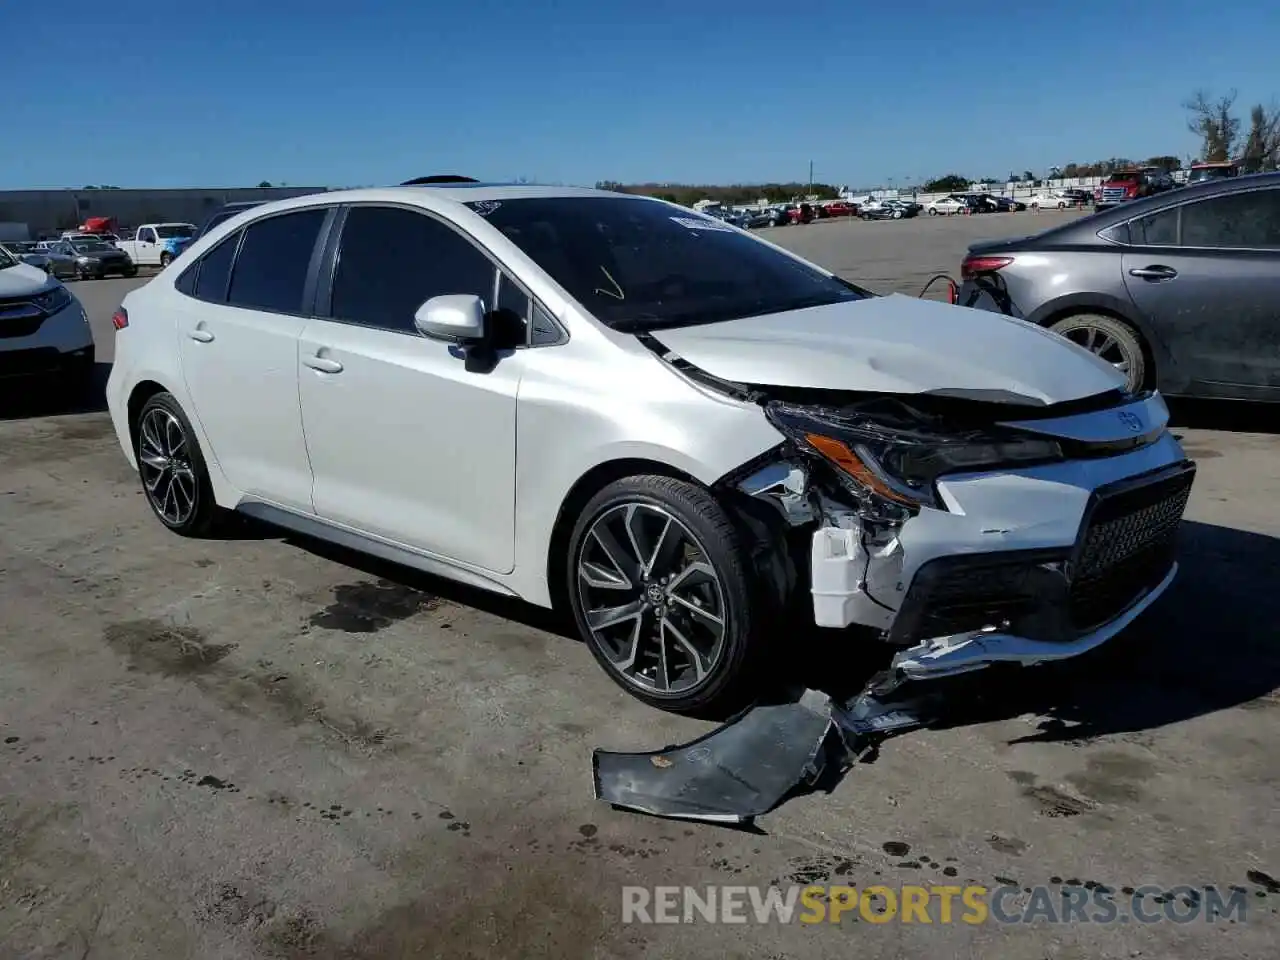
[621,883,1251,925]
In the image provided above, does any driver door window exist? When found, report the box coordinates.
[141,229,157,244]
[330,206,496,332]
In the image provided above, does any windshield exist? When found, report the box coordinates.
[155,224,195,239]
[1188,167,1234,182]
[466,196,867,331]
[70,238,113,252]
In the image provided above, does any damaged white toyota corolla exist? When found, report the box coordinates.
[105,183,1194,715]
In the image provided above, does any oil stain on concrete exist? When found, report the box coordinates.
[307,579,439,634]
[1064,751,1156,805]
[103,619,235,675]
[101,619,393,752]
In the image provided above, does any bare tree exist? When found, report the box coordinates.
[1240,102,1280,172]
[1184,89,1240,161]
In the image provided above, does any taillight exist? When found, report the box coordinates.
[960,255,1013,280]
[111,307,129,330]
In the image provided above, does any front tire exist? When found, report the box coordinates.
[159,252,173,268]
[134,392,220,537]
[1049,313,1147,393]
[928,208,938,216]
[566,475,767,716]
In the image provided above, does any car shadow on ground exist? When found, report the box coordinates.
[275,516,1279,741]
[1169,396,1280,435]
[0,361,111,421]
[781,519,1280,744]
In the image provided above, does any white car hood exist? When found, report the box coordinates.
[0,262,54,297]
[649,294,1126,406]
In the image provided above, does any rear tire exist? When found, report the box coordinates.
[133,392,220,537]
[159,252,173,268]
[566,475,769,716]
[1049,313,1147,393]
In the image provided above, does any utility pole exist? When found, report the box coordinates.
[808,160,813,196]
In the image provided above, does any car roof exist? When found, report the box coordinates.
[201,183,658,225]
[1000,170,1280,246]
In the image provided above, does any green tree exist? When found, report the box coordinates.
[1240,103,1280,172]
[1185,89,1240,161]
[923,174,969,192]
[258,180,273,188]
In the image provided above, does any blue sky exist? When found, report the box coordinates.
[3,0,1277,189]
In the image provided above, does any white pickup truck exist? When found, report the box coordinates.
[115,223,197,267]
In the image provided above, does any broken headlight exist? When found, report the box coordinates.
[765,401,1063,510]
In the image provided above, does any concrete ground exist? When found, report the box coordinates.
[2,211,1277,959]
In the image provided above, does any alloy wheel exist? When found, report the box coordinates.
[1060,324,1139,382]
[138,407,198,526]
[576,503,727,696]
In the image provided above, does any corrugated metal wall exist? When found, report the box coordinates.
[0,187,330,238]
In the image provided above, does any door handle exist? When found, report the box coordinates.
[1129,265,1178,280]
[303,354,343,374]
[188,328,214,342]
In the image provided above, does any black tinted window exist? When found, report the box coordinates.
[331,206,496,332]
[467,196,865,331]
[226,208,327,313]
[1132,207,1178,245]
[1181,189,1280,248]
[193,233,239,302]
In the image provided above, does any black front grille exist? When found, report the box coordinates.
[1068,466,1194,629]
[0,347,61,377]
[886,549,1071,645]
[0,316,45,338]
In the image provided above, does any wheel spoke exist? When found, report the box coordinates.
[670,593,724,626]
[139,449,168,471]
[667,560,715,593]
[589,525,638,589]
[661,616,709,684]
[587,598,644,631]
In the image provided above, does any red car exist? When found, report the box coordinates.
[821,201,858,218]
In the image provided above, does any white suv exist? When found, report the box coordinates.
[0,244,95,391]
[105,183,1193,715]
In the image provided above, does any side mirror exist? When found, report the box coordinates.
[413,294,487,343]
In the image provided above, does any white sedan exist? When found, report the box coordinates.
[104,182,1194,715]
[1026,192,1071,210]
[926,196,969,215]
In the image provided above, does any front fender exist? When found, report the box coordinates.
[506,342,784,607]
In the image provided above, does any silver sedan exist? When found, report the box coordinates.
[0,240,78,280]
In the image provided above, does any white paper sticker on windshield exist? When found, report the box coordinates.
[669,216,735,233]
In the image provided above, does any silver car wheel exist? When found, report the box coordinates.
[138,407,198,526]
[576,503,727,695]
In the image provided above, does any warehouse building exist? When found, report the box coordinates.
[0,186,330,239]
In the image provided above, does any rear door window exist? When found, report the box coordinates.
[1181,189,1280,249]
[225,208,327,314]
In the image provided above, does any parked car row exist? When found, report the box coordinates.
[1,236,138,280]
[958,170,1280,402]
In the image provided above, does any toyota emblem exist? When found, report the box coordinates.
[1117,411,1143,432]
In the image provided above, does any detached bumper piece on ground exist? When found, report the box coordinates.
[592,675,938,825]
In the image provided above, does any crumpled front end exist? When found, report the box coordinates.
[727,387,1194,677]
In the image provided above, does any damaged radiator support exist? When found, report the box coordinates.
[591,668,938,825]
